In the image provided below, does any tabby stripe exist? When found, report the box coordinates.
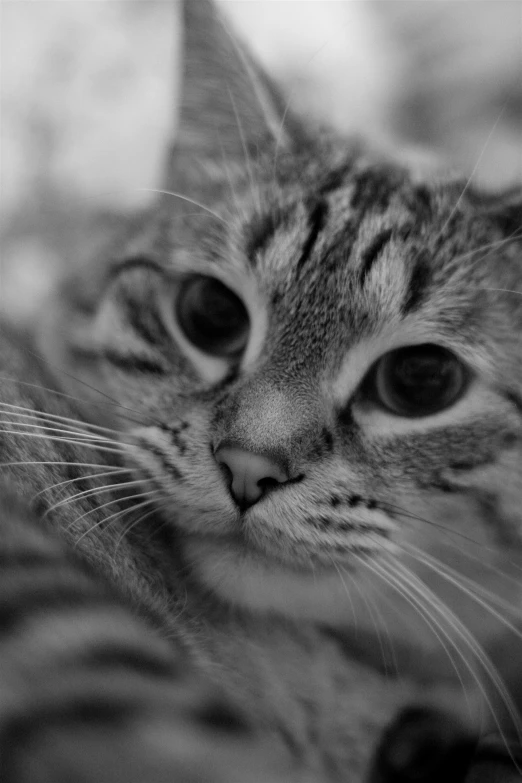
[0,568,106,632]
[350,167,404,214]
[402,250,432,314]
[103,350,167,376]
[505,390,522,416]
[358,228,393,287]
[143,442,183,479]
[295,200,328,276]
[0,550,62,567]
[81,644,178,678]
[246,209,288,264]
[125,298,171,348]
[317,160,358,196]
[107,255,165,282]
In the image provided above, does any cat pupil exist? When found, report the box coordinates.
[176,276,249,358]
[373,345,467,417]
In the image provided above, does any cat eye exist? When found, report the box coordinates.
[176,276,249,358]
[370,344,468,417]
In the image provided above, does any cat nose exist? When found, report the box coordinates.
[214,446,289,510]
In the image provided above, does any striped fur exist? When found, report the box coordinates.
[2,0,522,780]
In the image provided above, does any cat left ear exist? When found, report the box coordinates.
[167,0,306,188]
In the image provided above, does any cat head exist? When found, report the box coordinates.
[42,0,522,638]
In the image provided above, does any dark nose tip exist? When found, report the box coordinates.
[215,446,289,509]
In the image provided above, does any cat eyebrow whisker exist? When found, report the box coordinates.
[134,188,230,227]
[439,103,508,238]
[406,104,511,278]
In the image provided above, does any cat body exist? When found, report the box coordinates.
[1,0,522,780]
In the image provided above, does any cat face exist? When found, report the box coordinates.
[42,1,522,643]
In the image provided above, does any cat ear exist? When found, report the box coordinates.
[167,0,305,187]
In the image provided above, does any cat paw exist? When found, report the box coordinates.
[367,705,522,783]
[1,670,298,783]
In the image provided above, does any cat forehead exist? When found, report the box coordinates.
[221,158,488,310]
[132,148,513,374]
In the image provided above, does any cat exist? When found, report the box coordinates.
[1,0,522,781]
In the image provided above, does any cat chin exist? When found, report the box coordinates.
[182,534,408,630]
[183,535,363,623]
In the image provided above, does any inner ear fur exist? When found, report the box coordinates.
[166,0,307,190]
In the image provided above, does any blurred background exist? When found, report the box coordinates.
[1,0,521,325]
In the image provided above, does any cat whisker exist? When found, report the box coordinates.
[271,29,342,181]
[13,344,156,424]
[356,554,474,711]
[73,496,156,546]
[226,87,262,214]
[0,376,155,428]
[370,555,518,730]
[67,491,156,537]
[407,102,510,275]
[0,416,137,454]
[0,429,128,455]
[0,419,117,443]
[385,502,522,578]
[334,558,398,679]
[380,503,522,579]
[33,467,132,499]
[113,504,158,553]
[43,479,145,518]
[138,188,231,227]
[389,558,522,753]
[346,564,399,679]
[450,230,522,267]
[439,103,508,237]
[218,141,249,223]
[6,339,165,429]
[0,461,121,475]
[400,543,522,635]
[484,288,522,296]
[380,501,486,548]
[0,401,123,436]
[327,555,358,628]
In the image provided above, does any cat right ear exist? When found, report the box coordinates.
[166,0,307,190]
